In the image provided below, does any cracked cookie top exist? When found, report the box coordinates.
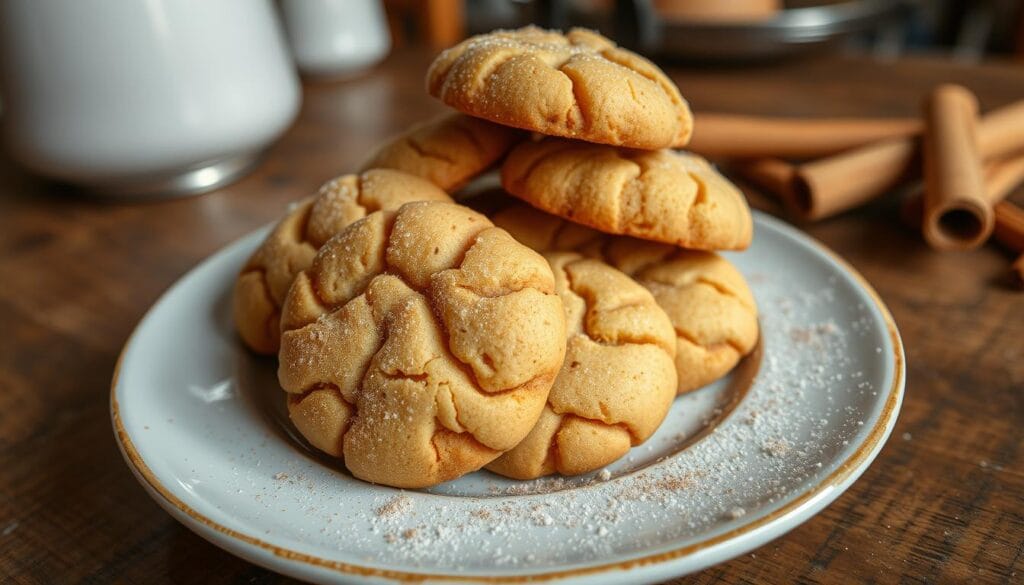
[232,170,451,354]
[501,139,753,250]
[361,113,523,192]
[486,252,677,480]
[492,203,759,394]
[427,26,692,150]
[277,201,567,488]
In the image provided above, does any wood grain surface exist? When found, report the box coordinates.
[0,49,1021,584]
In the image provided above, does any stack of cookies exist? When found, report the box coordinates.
[232,27,759,489]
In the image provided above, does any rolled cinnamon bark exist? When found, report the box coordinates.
[978,99,1024,160]
[729,157,797,202]
[994,201,1024,288]
[787,97,1024,222]
[984,155,1024,204]
[921,85,991,251]
[690,114,921,159]
[994,200,1024,252]
[792,137,917,221]
[900,155,1024,229]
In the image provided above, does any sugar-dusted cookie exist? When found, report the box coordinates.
[277,201,567,488]
[493,203,758,393]
[486,252,676,480]
[427,27,692,150]
[361,113,522,192]
[232,170,451,354]
[502,139,753,250]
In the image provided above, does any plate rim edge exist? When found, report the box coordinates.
[108,212,907,583]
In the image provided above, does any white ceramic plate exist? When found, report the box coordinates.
[111,211,904,584]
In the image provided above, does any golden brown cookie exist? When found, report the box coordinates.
[360,113,523,192]
[502,139,753,250]
[232,170,451,354]
[277,201,567,488]
[493,203,759,393]
[486,252,676,480]
[427,26,692,150]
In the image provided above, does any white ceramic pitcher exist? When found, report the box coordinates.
[0,0,302,197]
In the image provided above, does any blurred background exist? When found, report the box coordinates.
[390,0,1024,62]
[2,0,1023,198]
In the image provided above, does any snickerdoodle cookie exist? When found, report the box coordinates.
[232,170,451,354]
[486,252,676,479]
[501,139,753,250]
[492,203,759,394]
[427,27,692,150]
[277,201,567,488]
[361,113,522,192]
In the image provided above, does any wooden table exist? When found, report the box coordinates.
[1,48,1021,584]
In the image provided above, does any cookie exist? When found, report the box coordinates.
[502,139,753,250]
[492,203,759,393]
[277,201,567,488]
[232,169,451,354]
[486,252,676,479]
[427,26,692,150]
[361,113,522,192]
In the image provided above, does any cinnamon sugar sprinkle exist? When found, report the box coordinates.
[206,271,885,570]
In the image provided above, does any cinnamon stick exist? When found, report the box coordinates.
[787,97,1024,221]
[792,137,917,221]
[984,156,1024,204]
[728,157,797,203]
[994,200,1024,252]
[921,85,991,251]
[978,99,1024,160]
[901,154,1024,224]
[689,114,921,159]
[994,201,1024,287]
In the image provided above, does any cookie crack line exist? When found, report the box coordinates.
[557,63,587,132]
[351,175,375,213]
[506,140,577,193]
[561,257,668,349]
[685,171,708,236]
[297,196,317,246]
[404,136,458,166]
[452,281,538,300]
[552,411,642,446]
[293,381,348,402]
[467,51,521,101]
[428,433,443,464]
[615,157,646,232]
[638,272,756,314]
[376,368,431,383]
[599,47,686,111]
[243,200,315,287]
[416,224,557,399]
[440,389,500,449]
[376,358,500,448]
[695,276,757,312]
[453,119,486,153]
[625,78,639,104]
[673,326,745,355]
[419,229,503,394]
[307,211,400,314]
[611,249,672,279]
[239,266,282,341]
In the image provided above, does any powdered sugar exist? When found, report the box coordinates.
[221,267,892,571]
[153,217,898,575]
